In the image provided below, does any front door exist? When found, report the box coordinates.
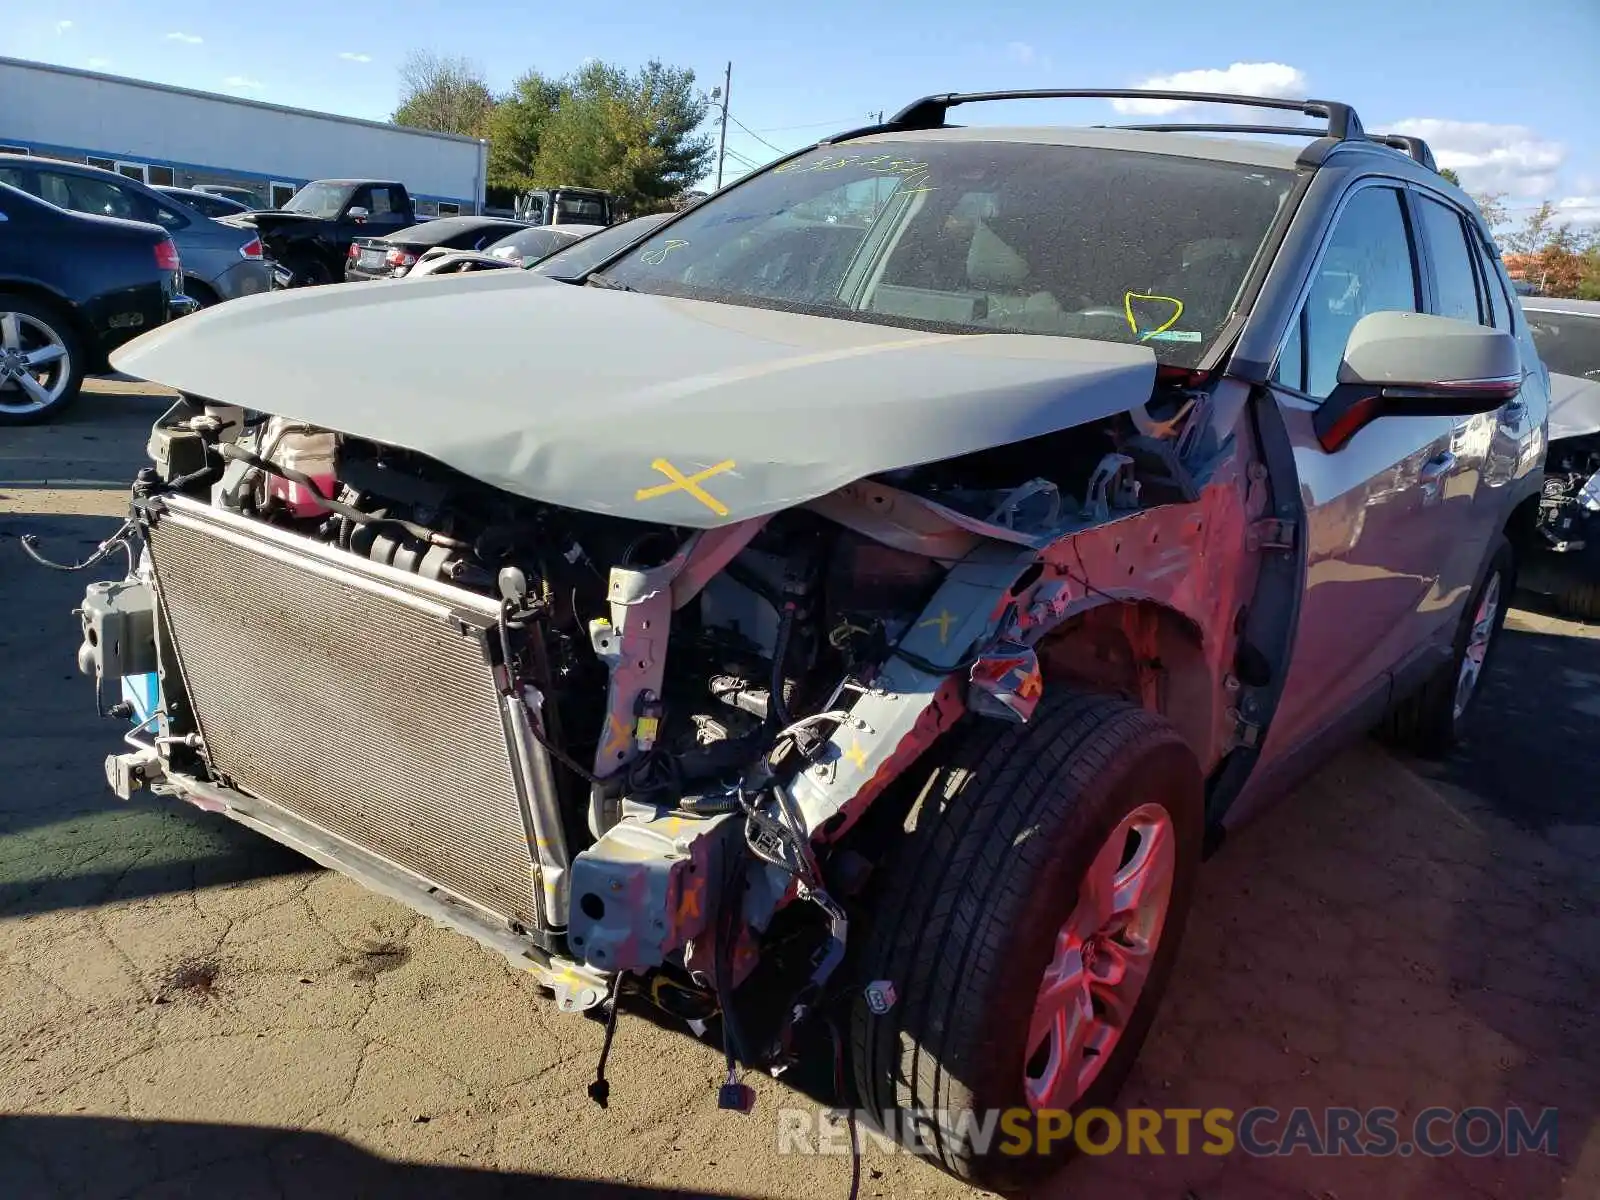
[1264,181,1471,760]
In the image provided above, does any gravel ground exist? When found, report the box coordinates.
[2,381,1596,1200]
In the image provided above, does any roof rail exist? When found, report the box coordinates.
[886,89,1367,140]
[822,90,1438,175]
[1110,121,1439,173]
[1366,134,1438,172]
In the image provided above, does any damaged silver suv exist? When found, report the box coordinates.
[68,89,1547,1191]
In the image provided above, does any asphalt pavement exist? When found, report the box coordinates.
[2,382,1596,1200]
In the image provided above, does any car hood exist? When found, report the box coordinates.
[1549,371,1600,442]
[110,271,1158,528]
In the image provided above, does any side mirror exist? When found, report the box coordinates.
[347,206,370,222]
[1314,311,1521,452]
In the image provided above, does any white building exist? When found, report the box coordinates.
[0,56,488,216]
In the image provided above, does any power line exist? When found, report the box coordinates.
[753,117,860,133]
[726,112,785,155]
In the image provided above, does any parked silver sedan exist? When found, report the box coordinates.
[0,154,271,306]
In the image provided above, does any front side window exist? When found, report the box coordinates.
[595,141,1296,367]
[1417,196,1483,325]
[1524,310,1600,379]
[1275,185,1420,397]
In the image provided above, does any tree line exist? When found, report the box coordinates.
[1439,168,1599,301]
[391,51,715,213]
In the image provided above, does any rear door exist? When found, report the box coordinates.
[1265,180,1465,756]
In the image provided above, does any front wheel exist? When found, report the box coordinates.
[0,294,86,425]
[848,691,1204,1193]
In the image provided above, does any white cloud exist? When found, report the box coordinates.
[165,31,203,45]
[338,51,371,63]
[1112,62,1307,115]
[1007,42,1037,65]
[1385,118,1565,198]
[224,75,264,91]
[87,57,110,68]
[1552,196,1600,228]
[56,19,73,33]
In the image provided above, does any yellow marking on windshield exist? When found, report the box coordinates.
[640,239,690,265]
[635,458,736,516]
[1124,292,1185,342]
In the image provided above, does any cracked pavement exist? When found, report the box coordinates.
[2,383,1596,1199]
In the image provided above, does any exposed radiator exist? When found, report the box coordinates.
[144,494,552,931]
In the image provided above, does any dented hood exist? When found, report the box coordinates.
[1549,371,1600,443]
[111,271,1157,528]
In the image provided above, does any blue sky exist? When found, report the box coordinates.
[17,0,1600,225]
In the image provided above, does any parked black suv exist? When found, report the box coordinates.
[0,181,196,423]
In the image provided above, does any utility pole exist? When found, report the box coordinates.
[871,110,884,123]
[714,61,733,191]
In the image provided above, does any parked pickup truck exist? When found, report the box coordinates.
[226,180,420,287]
[513,186,618,227]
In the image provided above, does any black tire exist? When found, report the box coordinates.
[286,254,333,287]
[1555,578,1600,623]
[0,293,86,425]
[1383,535,1514,757]
[848,691,1204,1193]
[1548,540,1600,622]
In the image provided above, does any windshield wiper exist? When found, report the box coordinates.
[585,272,637,292]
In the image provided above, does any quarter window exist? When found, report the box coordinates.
[1276,185,1421,397]
[1417,196,1484,325]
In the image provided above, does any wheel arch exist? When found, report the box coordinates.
[181,274,221,307]
[1034,598,1217,772]
[0,282,97,366]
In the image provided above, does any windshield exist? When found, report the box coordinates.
[532,213,673,279]
[1524,309,1600,379]
[281,182,353,217]
[595,140,1294,366]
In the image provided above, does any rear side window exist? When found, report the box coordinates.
[1417,197,1484,325]
[1276,185,1421,397]
[38,170,143,222]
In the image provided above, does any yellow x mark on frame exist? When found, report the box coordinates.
[635,458,736,517]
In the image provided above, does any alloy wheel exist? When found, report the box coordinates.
[1023,802,1176,1111]
[1453,571,1502,721]
[0,311,71,415]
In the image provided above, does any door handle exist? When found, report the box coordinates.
[1420,452,1457,482]
[1419,451,1455,506]
[1499,398,1526,426]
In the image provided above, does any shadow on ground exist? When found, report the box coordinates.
[2,506,315,917]
[0,1115,742,1200]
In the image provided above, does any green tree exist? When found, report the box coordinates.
[488,59,713,208]
[485,70,563,191]
[1439,166,1461,186]
[1503,201,1557,256]
[392,51,496,138]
